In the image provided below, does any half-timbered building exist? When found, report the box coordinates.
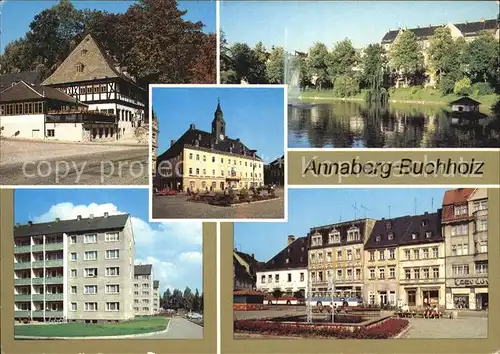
[41,34,146,140]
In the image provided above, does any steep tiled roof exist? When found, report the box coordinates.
[260,236,308,271]
[442,188,475,206]
[449,97,481,106]
[0,71,41,90]
[14,213,129,238]
[0,81,84,105]
[308,219,373,249]
[365,211,442,249]
[134,264,153,276]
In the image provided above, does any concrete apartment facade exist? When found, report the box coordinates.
[14,213,136,323]
[442,188,488,310]
[256,235,308,297]
[153,280,161,313]
[133,264,155,316]
[155,100,265,192]
[307,219,376,299]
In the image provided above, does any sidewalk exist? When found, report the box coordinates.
[0,136,148,147]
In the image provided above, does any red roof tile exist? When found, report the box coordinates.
[442,188,475,206]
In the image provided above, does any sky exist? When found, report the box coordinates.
[14,188,203,295]
[221,1,499,51]
[0,0,216,53]
[153,87,285,163]
[234,188,449,262]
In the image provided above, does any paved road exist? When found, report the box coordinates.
[1,148,149,185]
[153,188,285,219]
[145,317,203,339]
[399,317,487,339]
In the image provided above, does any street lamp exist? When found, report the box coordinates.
[329,275,335,323]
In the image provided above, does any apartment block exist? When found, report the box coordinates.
[14,213,135,323]
[133,264,155,316]
[153,280,161,313]
[442,188,488,310]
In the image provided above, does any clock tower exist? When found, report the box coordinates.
[212,98,226,141]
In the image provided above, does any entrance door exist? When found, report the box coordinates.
[220,182,224,190]
[379,291,387,305]
[407,290,416,306]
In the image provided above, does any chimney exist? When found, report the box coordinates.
[189,124,196,130]
[89,214,94,219]
[288,235,295,245]
[104,212,109,218]
[55,217,60,222]
[28,221,33,227]
[170,139,176,147]
[77,215,82,220]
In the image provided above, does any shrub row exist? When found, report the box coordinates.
[234,318,409,339]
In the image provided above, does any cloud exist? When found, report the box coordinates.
[32,202,203,293]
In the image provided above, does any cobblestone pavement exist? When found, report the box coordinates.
[1,141,148,185]
[153,188,285,219]
[399,317,487,339]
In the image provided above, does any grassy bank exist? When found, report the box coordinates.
[15,316,169,337]
[301,87,498,110]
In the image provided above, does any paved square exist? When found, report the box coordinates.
[400,317,487,339]
[153,188,285,219]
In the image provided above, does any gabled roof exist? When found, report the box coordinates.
[42,34,135,86]
[365,211,442,249]
[442,188,475,206]
[235,250,264,271]
[157,125,262,163]
[268,155,285,168]
[0,71,42,90]
[449,96,481,106]
[308,219,373,249]
[234,255,255,286]
[14,214,130,238]
[134,264,153,276]
[260,236,308,271]
[0,81,85,105]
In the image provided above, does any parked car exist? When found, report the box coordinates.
[157,188,178,196]
[187,312,203,320]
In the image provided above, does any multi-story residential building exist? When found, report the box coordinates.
[155,100,265,192]
[364,217,401,306]
[14,213,135,323]
[233,249,263,290]
[133,264,155,316]
[397,211,445,309]
[307,219,376,300]
[256,235,308,297]
[153,280,161,313]
[264,155,285,186]
[442,188,488,310]
[41,34,146,140]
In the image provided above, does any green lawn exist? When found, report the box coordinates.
[15,316,169,337]
[301,87,498,111]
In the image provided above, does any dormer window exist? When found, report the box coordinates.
[385,222,391,230]
[388,232,394,240]
[328,229,340,244]
[347,226,360,242]
[421,219,429,226]
[425,231,432,238]
[311,232,322,246]
[411,233,417,240]
[195,140,199,147]
[285,258,289,264]
[81,49,88,55]
[375,235,381,242]
[75,63,84,73]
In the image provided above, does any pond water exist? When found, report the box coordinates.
[288,101,500,148]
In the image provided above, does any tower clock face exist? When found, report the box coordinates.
[219,134,224,140]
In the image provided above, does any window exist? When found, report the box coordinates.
[76,63,84,73]
[405,269,411,280]
[84,234,97,244]
[379,268,385,279]
[388,232,394,240]
[414,269,420,279]
[106,302,120,311]
[71,286,77,294]
[300,272,304,282]
[388,248,395,260]
[287,273,292,282]
[477,219,488,231]
[386,222,392,230]
[355,248,361,259]
[389,267,395,279]
[451,224,468,236]
[311,232,322,246]
[71,269,77,277]
[433,267,439,278]
[189,153,193,159]
[451,245,457,256]
[106,285,120,294]
[46,129,55,137]
[454,205,468,216]
[328,230,340,244]
[69,236,76,244]
[261,275,265,284]
[452,264,469,276]
[71,303,77,311]
[105,233,119,242]
[379,250,385,261]
[347,227,360,241]
[355,268,361,280]
[71,252,77,261]
[413,249,419,260]
[369,268,375,280]
[106,249,119,259]
[84,302,97,311]
[411,233,417,240]
[423,268,430,279]
[476,240,487,253]
[84,285,98,294]
[336,269,342,280]
[376,235,381,242]
[326,252,332,262]
[425,231,432,238]
[196,154,199,161]
[346,268,353,280]
[85,268,98,277]
[106,267,119,276]
[337,250,342,261]
[432,247,439,258]
[84,251,97,261]
[475,263,488,274]
[473,200,488,212]
[196,168,199,175]
[275,274,279,283]
[268,275,272,282]
[369,250,375,261]
[347,250,352,261]
[423,248,429,259]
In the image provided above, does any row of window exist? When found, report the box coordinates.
[1,102,44,116]
[70,233,120,244]
[70,284,120,295]
[403,267,441,280]
[133,299,150,303]
[70,302,120,312]
[449,220,487,236]
[188,167,261,178]
[310,227,361,246]
[260,272,305,284]
[310,248,362,263]
[452,263,488,275]
[188,180,262,191]
[134,307,150,312]
[453,200,488,217]
[403,247,440,260]
[451,241,488,256]
[368,267,397,280]
[70,249,120,261]
[70,267,120,278]
[188,153,261,168]
[311,268,363,282]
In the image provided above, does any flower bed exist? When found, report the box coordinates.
[233,318,409,339]
[268,315,365,324]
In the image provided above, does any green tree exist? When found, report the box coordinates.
[266,46,285,84]
[170,289,183,309]
[271,288,283,309]
[362,44,389,104]
[220,29,238,84]
[183,286,194,310]
[253,41,270,64]
[333,75,360,97]
[162,288,172,308]
[227,43,266,84]
[454,77,472,95]
[465,31,499,84]
[192,289,201,312]
[327,39,358,83]
[200,293,204,312]
[388,30,425,87]
[0,39,31,73]
[307,42,330,89]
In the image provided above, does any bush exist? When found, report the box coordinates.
[471,82,494,96]
[333,75,360,98]
[439,75,456,95]
[453,77,472,95]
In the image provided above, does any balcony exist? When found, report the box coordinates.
[32,278,45,285]
[45,311,63,317]
[31,244,44,252]
[46,111,116,124]
[474,252,488,262]
[14,278,31,285]
[32,294,44,301]
[15,311,31,318]
[473,209,488,218]
[14,262,31,270]
[45,293,63,301]
[32,261,45,268]
[14,245,31,253]
[45,243,63,251]
[45,259,63,267]
[32,311,45,317]
[14,294,31,301]
[45,277,63,284]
